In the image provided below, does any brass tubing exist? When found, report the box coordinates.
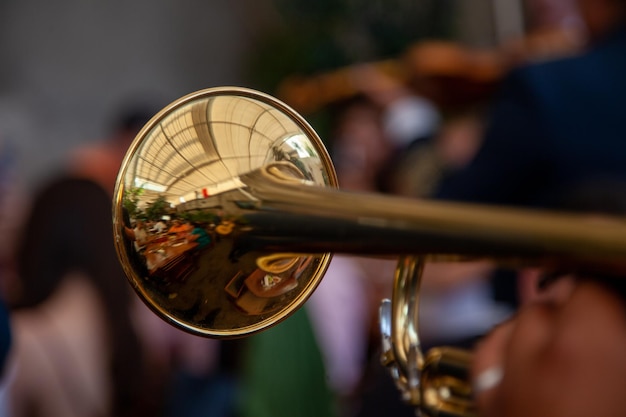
[235,165,626,275]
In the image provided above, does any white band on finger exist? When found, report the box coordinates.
[473,366,504,394]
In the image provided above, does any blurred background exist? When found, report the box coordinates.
[0,0,524,191]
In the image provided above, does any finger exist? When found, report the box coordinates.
[471,319,515,411]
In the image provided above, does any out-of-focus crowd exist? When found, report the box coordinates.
[2,0,626,416]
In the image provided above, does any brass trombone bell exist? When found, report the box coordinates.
[113,87,626,416]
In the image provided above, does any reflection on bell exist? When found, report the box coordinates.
[113,87,336,338]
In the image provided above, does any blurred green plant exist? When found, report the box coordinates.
[179,210,220,225]
[144,195,170,221]
[123,187,144,220]
[247,0,456,93]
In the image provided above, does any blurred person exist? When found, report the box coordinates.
[432,0,626,311]
[5,104,169,417]
[346,65,512,351]
[294,94,435,416]
[473,274,626,417]
[133,219,150,252]
[325,95,417,417]
[10,183,160,417]
[423,0,626,415]
[6,100,236,417]
[330,93,397,193]
[435,0,626,208]
[403,0,626,347]
[289,69,494,412]
[401,110,512,350]
[344,64,442,196]
[168,219,193,237]
[153,219,168,233]
[186,223,212,249]
[385,110,486,200]
[472,182,626,417]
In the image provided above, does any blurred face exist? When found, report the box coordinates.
[333,102,393,192]
[473,277,626,417]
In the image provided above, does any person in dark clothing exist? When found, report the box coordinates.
[435,0,626,209]
[430,0,626,416]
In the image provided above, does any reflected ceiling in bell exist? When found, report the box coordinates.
[125,90,324,206]
[114,87,336,338]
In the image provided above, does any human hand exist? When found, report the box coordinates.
[472,277,626,417]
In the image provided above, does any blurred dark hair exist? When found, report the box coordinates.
[108,94,168,136]
[15,178,163,416]
[113,106,156,134]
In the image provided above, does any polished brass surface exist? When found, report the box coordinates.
[379,257,475,417]
[420,347,475,417]
[113,86,626,417]
[113,87,337,338]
